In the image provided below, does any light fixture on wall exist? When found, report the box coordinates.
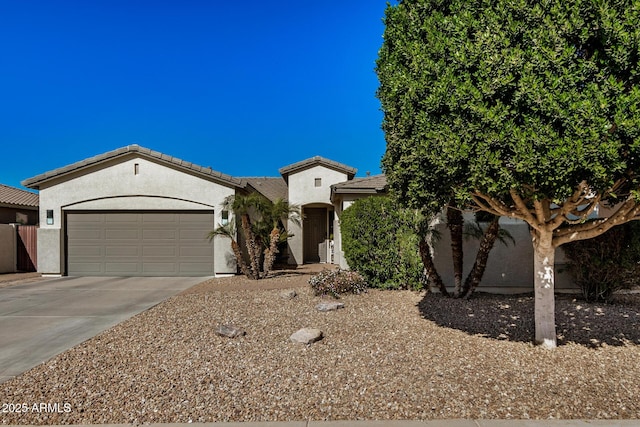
[46,210,54,225]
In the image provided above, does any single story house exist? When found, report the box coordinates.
[0,184,39,225]
[21,145,374,277]
[21,144,574,291]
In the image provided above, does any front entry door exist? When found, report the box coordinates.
[303,207,327,263]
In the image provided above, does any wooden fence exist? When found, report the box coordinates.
[16,225,37,272]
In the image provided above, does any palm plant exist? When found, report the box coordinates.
[210,193,300,279]
[261,198,301,277]
[207,219,253,279]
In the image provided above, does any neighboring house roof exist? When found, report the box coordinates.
[278,156,357,182]
[331,174,388,200]
[21,144,245,190]
[0,184,39,209]
[244,177,289,202]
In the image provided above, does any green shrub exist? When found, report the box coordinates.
[340,196,425,290]
[562,221,640,302]
[308,269,368,298]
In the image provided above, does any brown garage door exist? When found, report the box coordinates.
[66,211,215,276]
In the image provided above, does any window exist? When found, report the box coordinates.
[314,178,322,187]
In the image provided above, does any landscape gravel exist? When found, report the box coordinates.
[1,268,639,424]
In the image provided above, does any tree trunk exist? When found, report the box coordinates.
[262,227,280,278]
[419,236,448,296]
[231,239,252,278]
[461,216,500,298]
[532,230,557,349]
[447,206,464,296]
[240,213,260,280]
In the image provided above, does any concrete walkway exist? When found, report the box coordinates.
[0,276,208,383]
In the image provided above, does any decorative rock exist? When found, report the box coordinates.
[316,301,345,312]
[290,328,323,344]
[280,289,297,300]
[215,324,246,338]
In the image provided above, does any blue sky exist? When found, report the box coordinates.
[1,1,391,191]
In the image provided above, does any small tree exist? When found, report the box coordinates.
[209,194,300,280]
[341,196,425,290]
[377,0,640,347]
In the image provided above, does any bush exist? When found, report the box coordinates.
[562,221,640,302]
[340,196,425,290]
[309,269,368,299]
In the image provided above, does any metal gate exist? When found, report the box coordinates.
[16,225,37,272]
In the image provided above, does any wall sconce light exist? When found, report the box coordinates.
[46,210,54,225]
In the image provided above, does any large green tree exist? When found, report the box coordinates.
[377,0,640,348]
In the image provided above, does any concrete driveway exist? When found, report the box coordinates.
[0,276,209,383]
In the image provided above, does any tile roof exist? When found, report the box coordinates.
[278,156,357,181]
[331,174,388,193]
[21,145,245,190]
[244,177,289,202]
[0,184,39,208]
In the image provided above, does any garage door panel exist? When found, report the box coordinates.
[70,213,104,223]
[143,229,177,239]
[144,212,177,222]
[106,246,138,256]
[180,246,213,257]
[68,228,103,239]
[105,262,139,273]
[180,229,209,239]
[107,213,140,223]
[67,211,214,277]
[143,262,176,273]
[143,246,176,256]
[68,262,104,274]
[106,229,140,240]
[69,246,103,256]
[180,262,216,273]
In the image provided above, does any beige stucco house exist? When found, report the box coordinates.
[21,145,373,277]
[21,144,573,292]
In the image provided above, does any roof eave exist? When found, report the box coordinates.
[22,145,246,190]
[279,156,357,180]
[0,202,39,210]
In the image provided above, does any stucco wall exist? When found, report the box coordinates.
[430,214,575,293]
[37,228,62,275]
[0,224,16,273]
[287,166,348,207]
[36,155,237,275]
[286,166,349,264]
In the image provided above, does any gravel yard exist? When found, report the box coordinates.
[1,267,639,424]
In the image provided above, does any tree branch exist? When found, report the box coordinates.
[471,192,512,217]
[510,188,540,230]
[553,198,640,246]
